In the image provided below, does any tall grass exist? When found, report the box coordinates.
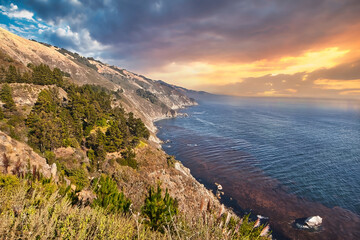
[0,174,271,239]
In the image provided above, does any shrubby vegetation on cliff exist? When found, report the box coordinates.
[1,64,150,171]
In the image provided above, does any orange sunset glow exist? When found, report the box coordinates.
[1,0,360,99]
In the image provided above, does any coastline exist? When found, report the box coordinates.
[152,104,283,238]
[154,101,360,240]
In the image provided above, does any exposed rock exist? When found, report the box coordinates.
[54,147,89,165]
[174,162,191,177]
[293,215,323,231]
[107,144,225,216]
[0,131,51,178]
[50,163,57,178]
[305,216,323,227]
[76,190,97,205]
[64,177,71,186]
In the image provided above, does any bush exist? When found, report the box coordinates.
[136,88,158,104]
[116,148,138,169]
[44,150,56,164]
[92,175,131,213]
[141,184,178,232]
[0,174,19,189]
[67,167,89,191]
[166,156,177,168]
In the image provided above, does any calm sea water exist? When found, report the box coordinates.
[155,96,360,238]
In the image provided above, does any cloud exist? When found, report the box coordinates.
[0,3,34,20]
[1,0,360,98]
[42,25,109,56]
[18,0,360,68]
[199,58,360,98]
[309,59,360,81]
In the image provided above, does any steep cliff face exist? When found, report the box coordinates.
[0,27,196,139]
[0,131,53,178]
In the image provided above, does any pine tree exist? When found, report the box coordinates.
[5,65,20,83]
[92,175,131,213]
[142,184,178,232]
[0,83,16,111]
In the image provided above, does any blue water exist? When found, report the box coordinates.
[156,96,360,216]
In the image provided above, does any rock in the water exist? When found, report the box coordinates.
[305,216,322,227]
[293,216,323,231]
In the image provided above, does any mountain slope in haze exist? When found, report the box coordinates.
[0,27,196,141]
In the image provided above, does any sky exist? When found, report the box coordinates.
[0,0,360,99]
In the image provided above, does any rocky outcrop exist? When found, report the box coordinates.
[0,131,52,178]
[104,143,223,215]
[0,83,67,116]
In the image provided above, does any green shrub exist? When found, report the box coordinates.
[67,167,89,191]
[44,150,56,164]
[136,88,158,104]
[0,174,19,190]
[92,175,131,213]
[116,148,138,169]
[166,156,177,168]
[141,184,178,232]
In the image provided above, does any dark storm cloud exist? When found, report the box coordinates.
[9,0,359,69]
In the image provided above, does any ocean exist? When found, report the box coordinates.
[155,96,360,239]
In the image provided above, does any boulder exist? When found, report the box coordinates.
[76,190,97,205]
[305,216,322,227]
[293,215,323,231]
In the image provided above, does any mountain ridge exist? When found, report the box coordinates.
[0,27,197,143]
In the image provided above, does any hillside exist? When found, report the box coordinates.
[0,28,271,239]
[0,27,196,142]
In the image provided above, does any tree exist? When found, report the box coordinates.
[105,120,124,152]
[142,184,178,232]
[127,112,150,139]
[92,175,131,213]
[5,65,20,83]
[0,107,4,120]
[0,83,16,111]
[30,64,64,86]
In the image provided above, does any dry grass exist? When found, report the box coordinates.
[0,175,271,240]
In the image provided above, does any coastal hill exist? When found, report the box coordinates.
[0,27,196,143]
[0,27,270,239]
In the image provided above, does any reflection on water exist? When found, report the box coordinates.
[156,97,360,240]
